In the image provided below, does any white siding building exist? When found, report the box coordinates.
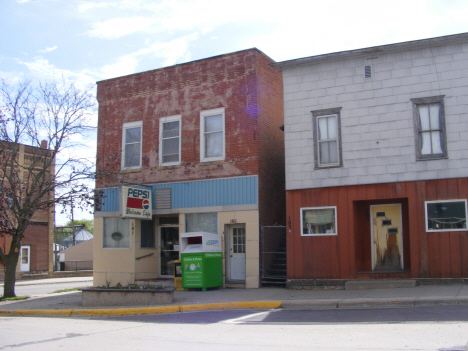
[272,33,468,284]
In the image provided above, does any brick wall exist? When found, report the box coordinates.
[0,142,54,273]
[0,223,50,272]
[96,49,279,189]
[257,53,286,228]
[22,224,50,271]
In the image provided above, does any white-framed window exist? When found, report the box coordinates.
[300,206,337,236]
[425,200,467,232]
[103,217,131,248]
[159,115,181,166]
[411,96,447,160]
[200,108,225,162]
[122,121,142,169]
[312,108,342,168]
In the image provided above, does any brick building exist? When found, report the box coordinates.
[0,142,54,276]
[94,48,284,288]
[272,33,468,286]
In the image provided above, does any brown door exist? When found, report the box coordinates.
[371,204,403,271]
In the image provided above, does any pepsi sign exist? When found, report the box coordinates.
[121,186,152,219]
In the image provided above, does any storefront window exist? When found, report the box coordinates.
[185,213,218,233]
[300,206,337,236]
[103,217,130,248]
[425,200,467,231]
[140,219,154,248]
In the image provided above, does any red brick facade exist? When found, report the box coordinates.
[0,142,54,275]
[96,48,285,227]
[0,224,51,272]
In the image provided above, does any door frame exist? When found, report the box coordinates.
[225,224,246,282]
[20,245,31,272]
[158,223,180,277]
[370,203,404,271]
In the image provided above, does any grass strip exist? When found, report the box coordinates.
[0,296,29,301]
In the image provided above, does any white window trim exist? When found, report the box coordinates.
[300,206,338,236]
[316,114,340,167]
[121,121,142,170]
[159,115,181,166]
[425,199,467,232]
[200,107,225,162]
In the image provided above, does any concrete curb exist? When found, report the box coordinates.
[3,297,468,317]
[0,301,282,317]
[283,297,468,309]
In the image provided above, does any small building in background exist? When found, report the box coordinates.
[62,228,94,248]
[58,238,94,271]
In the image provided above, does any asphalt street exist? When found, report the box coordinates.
[1,307,468,351]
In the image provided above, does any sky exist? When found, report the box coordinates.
[2,0,468,225]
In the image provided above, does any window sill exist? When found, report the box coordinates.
[157,164,181,170]
[120,168,142,174]
[416,156,448,161]
[314,164,342,170]
[301,233,337,237]
[199,160,224,166]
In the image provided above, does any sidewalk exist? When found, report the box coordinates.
[0,276,93,287]
[1,277,468,317]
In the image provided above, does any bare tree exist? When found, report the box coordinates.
[0,79,95,298]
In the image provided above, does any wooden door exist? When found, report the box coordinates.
[371,204,403,271]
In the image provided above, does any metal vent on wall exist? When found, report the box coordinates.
[155,188,172,209]
[364,65,372,78]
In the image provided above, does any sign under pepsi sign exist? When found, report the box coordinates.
[121,186,152,219]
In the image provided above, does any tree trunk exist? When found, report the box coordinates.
[2,247,20,298]
[3,256,19,298]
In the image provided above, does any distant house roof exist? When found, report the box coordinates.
[63,228,93,243]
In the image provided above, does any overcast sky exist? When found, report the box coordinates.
[2,0,468,224]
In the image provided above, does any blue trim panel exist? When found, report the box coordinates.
[99,176,258,212]
[100,187,120,212]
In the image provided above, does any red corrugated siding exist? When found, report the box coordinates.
[286,178,468,280]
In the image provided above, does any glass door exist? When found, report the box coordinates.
[229,225,246,281]
[160,227,179,276]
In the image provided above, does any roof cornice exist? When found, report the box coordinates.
[271,32,468,69]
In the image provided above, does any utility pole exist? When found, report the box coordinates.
[71,197,76,247]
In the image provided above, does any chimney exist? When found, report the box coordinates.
[40,140,47,149]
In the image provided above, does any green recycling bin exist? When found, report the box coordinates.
[180,232,223,291]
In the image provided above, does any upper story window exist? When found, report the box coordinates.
[411,96,447,160]
[200,108,225,162]
[122,121,142,169]
[312,108,342,168]
[159,115,181,166]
